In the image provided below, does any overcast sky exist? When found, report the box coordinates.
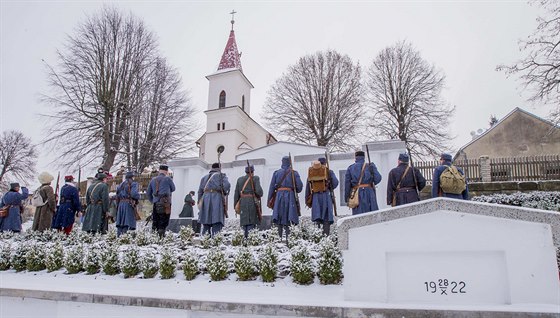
[0,0,552,181]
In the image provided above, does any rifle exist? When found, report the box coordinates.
[54,172,60,206]
[324,151,337,217]
[288,153,301,216]
[407,148,420,199]
[247,160,262,222]
[77,167,81,195]
[217,147,228,218]
[365,145,375,189]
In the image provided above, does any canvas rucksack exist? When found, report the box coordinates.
[439,165,466,195]
[31,186,47,207]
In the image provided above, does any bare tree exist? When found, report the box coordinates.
[123,58,199,172]
[365,41,454,158]
[262,50,363,152]
[497,0,560,125]
[0,130,38,187]
[42,7,197,172]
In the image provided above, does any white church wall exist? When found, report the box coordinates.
[207,70,252,112]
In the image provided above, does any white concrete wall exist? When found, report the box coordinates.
[169,140,407,219]
[343,210,560,305]
[207,70,252,113]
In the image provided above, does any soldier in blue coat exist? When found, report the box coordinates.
[344,151,382,215]
[198,162,230,237]
[147,164,176,237]
[305,158,338,236]
[432,153,469,200]
[268,156,303,242]
[116,171,140,236]
[52,175,81,234]
[0,183,29,232]
[386,153,426,207]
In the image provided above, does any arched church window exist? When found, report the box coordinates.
[219,91,226,108]
[242,95,245,110]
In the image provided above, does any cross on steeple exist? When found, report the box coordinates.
[230,10,237,30]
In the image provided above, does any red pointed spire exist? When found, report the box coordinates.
[218,29,242,71]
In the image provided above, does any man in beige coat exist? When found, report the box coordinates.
[32,171,56,231]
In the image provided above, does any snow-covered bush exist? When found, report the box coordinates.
[135,229,158,246]
[84,245,102,275]
[234,247,257,281]
[159,248,177,279]
[141,249,159,279]
[118,232,133,245]
[105,228,117,243]
[64,244,84,274]
[200,234,212,249]
[0,243,11,270]
[247,228,262,246]
[102,245,120,275]
[290,245,314,285]
[262,228,279,244]
[122,246,141,278]
[258,244,278,283]
[11,243,30,272]
[308,225,324,244]
[178,226,195,245]
[206,247,228,281]
[26,243,46,272]
[182,249,199,281]
[231,230,244,247]
[159,231,176,245]
[317,238,343,285]
[472,191,560,211]
[46,243,64,272]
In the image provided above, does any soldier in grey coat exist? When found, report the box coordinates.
[234,165,263,238]
[198,163,230,237]
[82,173,110,234]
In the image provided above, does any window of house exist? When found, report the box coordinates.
[242,95,245,110]
[217,123,220,131]
[219,91,226,108]
[222,122,225,130]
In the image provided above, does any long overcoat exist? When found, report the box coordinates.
[115,180,140,229]
[82,180,109,233]
[146,173,176,230]
[305,169,339,224]
[32,184,56,231]
[179,194,195,217]
[198,169,230,226]
[234,174,263,227]
[344,157,382,215]
[431,160,469,200]
[0,188,29,232]
[268,162,303,226]
[386,163,426,206]
[52,183,80,229]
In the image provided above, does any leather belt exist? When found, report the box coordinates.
[204,189,220,193]
[240,193,254,198]
[278,187,292,191]
[357,184,372,188]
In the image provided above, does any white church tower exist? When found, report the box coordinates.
[196,13,276,164]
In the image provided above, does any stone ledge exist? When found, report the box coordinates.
[1,288,558,318]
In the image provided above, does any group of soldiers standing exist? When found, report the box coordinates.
[0,151,468,241]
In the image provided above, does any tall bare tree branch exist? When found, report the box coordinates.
[0,130,38,189]
[42,7,198,172]
[262,50,363,152]
[365,41,455,158]
[497,0,560,125]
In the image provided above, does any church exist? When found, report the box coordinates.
[168,18,405,227]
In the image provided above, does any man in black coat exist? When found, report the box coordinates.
[386,153,426,207]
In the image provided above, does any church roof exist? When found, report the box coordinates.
[218,30,242,72]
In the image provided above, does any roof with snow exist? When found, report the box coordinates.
[217,30,242,72]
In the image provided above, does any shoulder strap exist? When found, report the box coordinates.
[204,173,217,191]
[240,177,251,193]
[357,162,367,185]
[89,182,102,202]
[155,178,160,196]
[396,166,410,190]
[276,169,291,189]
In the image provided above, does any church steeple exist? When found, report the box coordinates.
[218,10,242,72]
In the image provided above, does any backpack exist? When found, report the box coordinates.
[31,186,47,207]
[439,165,466,195]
